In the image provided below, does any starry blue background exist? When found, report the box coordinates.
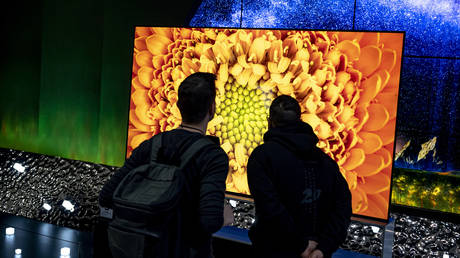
[189,0,460,172]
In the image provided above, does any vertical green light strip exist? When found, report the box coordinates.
[38,0,104,163]
[0,1,41,152]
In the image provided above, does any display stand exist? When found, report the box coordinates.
[382,218,395,258]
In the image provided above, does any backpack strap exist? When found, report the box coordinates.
[178,137,214,169]
[149,134,163,164]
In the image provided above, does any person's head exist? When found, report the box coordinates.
[177,72,217,125]
[268,95,301,128]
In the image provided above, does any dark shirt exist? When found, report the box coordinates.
[99,129,229,253]
[247,121,352,258]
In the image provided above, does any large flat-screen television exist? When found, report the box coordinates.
[127,27,404,221]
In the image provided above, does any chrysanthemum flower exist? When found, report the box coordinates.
[128,27,403,219]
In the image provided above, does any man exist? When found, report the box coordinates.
[247,95,352,258]
[99,72,232,258]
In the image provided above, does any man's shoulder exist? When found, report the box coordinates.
[194,136,228,165]
[248,143,271,162]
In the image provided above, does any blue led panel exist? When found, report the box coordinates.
[189,0,241,28]
[241,0,354,29]
[355,0,460,58]
[396,57,460,171]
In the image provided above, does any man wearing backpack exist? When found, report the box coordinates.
[99,72,231,258]
[247,95,352,258]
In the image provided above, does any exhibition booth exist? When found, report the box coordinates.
[1,0,458,257]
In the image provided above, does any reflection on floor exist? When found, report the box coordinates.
[0,212,93,258]
[1,212,377,258]
[1,148,459,257]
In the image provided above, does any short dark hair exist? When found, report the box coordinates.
[269,95,301,127]
[177,72,217,124]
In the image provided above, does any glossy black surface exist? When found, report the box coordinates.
[1,148,459,257]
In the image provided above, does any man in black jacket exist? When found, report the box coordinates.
[99,72,231,258]
[247,95,352,258]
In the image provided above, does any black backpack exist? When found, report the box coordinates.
[107,134,214,258]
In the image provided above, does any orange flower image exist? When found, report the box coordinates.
[127,27,403,220]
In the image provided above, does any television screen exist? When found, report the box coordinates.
[127,27,404,221]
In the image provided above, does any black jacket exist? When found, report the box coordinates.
[99,129,229,253]
[247,121,351,257]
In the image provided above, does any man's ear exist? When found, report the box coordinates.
[267,116,273,129]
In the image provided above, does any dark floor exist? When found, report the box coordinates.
[0,212,93,258]
[2,212,378,258]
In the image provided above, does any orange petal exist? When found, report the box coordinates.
[370,193,388,219]
[355,46,382,78]
[337,31,364,42]
[342,148,366,171]
[170,103,181,120]
[379,33,404,58]
[126,129,140,157]
[376,91,398,120]
[336,40,361,61]
[384,144,394,163]
[129,109,151,132]
[132,53,139,74]
[375,147,392,168]
[325,49,341,67]
[375,119,396,145]
[248,37,270,63]
[138,66,154,88]
[359,32,380,47]
[134,36,147,51]
[136,51,153,67]
[235,143,246,167]
[131,88,150,106]
[230,63,243,77]
[355,105,369,131]
[344,128,359,149]
[358,73,382,107]
[131,132,152,149]
[345,170,358,189]
[337,105,354,124]
[151,27,174,41]
[146,34,173,56]
[277,83,294,95]
[323,83,341,104]
[218,63,229,83]
[236,68,251,86]
[379,190,391,208]
[354,153,385,177]
[179,28,192,39]
[380,49,397,73]
[355,132,383,154]
[360,172,390,194]
[380,164,392,178]
[132,76,145,90]
[313,68,327,86]
[351,186,368,213]
[136,27,152,37]
[374,69,390,92]
[295,48,310,62]
[221,141,233,154]
[384,59,401,93]
[335,71,351,86]
[359,193,386,219]
[135,105,155,125]
[362,103,389,131]
[152,55,164,70]
[277,56,291,73]
[151,79,164,90]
